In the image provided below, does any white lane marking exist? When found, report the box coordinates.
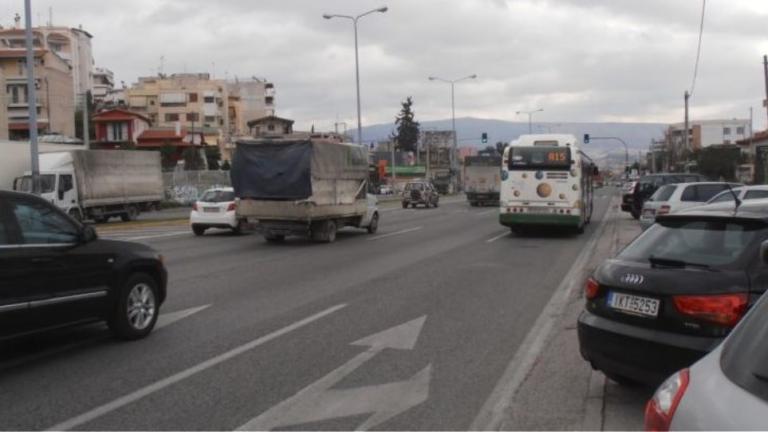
[47,303,347,431]
[476,209,498,216]
[470,196,618,430]
[155,304,211,330]
[237,316,430,431]
[122,231,190,241]
[485,231,510,243]
[367,226,423,241]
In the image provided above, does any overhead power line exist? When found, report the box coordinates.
[689,0,707,96]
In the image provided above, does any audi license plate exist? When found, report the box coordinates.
[607,291,660,317]
[204,207,219,213]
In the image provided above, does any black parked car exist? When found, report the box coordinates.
[622,173,707,219]
[578,202,768,385]
[0,191,167,341]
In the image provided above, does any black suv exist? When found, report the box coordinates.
[578,202,768,385]
[622,173,707,219]
[0,191,167,341]
[402,181,440,208]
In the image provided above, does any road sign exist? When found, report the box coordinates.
[583,134,590,144]
[481,132,488,144]
[238,316,432,431]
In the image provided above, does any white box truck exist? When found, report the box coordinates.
[231,138,380,243]
[14,149,164,222]
[0,140,83,191]
[464,153,501,206]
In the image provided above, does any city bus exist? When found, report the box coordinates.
[499,134,597,234]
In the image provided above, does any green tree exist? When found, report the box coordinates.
[391,96,420,153]
[205,145,221,170]
[183,147,205,171]
[159,143,177,170]
[74,90,95,140]
[695,147,743,181]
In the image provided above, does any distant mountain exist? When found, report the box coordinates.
[356,117,666,160]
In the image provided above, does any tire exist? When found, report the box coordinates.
[324,220,337,243]
[367,213,379,234]
[402,202,408,209]
[434,200,439,208]
[121,206,139,222]
[232,219,246,235]
[631,208,641,220]
[264,233,285,243]
[68,209,82,223]
[192,225,206,236]
[108,273,159,340]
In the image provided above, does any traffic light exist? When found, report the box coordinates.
[481,132,488,144]
[583,134,590,144]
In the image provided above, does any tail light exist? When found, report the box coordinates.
[673,293,748,327]
[585,277,601,300]
[656,205,671,216]
[192,202,198,211]
[644,369,689,432]
[227,202,237,212]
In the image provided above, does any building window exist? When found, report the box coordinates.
[724,139,731,145]
[149,100,155,106]
[267,124,275,131]
[188,93,198,102]
[219,118,224,126]
[165,113,180,122]
[723,127,731,135]
[107,123,127,142]
[204,116,216,123]
[265,96,274,105]
[737,126,745,135]
[203,96,215,103]
[186,113,199,122]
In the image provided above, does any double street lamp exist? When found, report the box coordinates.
[428,74,477,177]
[516,108,544,134]
[323,6,388,146]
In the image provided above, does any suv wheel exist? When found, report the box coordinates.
[402,201,408,209]
[108,273,159,340]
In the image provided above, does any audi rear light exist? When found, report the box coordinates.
[644,369,689,432]
[192,202,198,211]
[673,293,748,327]
[585,277,600,300]
[227,202,237,212]
[656,205,671,216]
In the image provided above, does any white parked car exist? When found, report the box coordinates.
[639,182,740,229]
[190,187,246,236]
[706,184,768,206]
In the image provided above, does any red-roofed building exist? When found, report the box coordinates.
[91,109,150,148]
[137,126,205,165]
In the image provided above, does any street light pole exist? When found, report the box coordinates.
[428,74,477,187]
[24,0,40,193]
[516,108,544,134]
[323,7,388,145]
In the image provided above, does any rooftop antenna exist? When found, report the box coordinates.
[726,183,742,213]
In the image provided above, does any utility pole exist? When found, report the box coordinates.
[684,91,690,154]
[391,141,396,185]
[81,92,90,149]
[24,0,40,193]
[763,55,768,128]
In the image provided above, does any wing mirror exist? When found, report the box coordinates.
[81,225,98,244]
[760,240,768,265]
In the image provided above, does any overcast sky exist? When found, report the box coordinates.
[5,0,768,131]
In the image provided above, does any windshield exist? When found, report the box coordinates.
[405,183,425,191]
[508,147,572,171]
[200,190,235,203]
[16,175,56,194]
[618,219,765,267]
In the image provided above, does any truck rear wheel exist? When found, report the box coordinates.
[367,213,379,234]
[312,220,337,243]
[264,233,285,243]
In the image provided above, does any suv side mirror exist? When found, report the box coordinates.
[81,225,98,244]
[761,240,768,265]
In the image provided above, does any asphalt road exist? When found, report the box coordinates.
[0,191,615,431]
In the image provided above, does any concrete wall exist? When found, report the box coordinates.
[163,170,231,204]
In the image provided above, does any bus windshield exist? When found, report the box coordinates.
[508,147,572,171]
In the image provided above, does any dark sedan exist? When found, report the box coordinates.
[0,190,167,341]
[578,203,768,385]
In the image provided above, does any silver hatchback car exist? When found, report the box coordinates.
[645,277,768,430]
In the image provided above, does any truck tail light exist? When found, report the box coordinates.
[227,202,237,212]
[657,205,671,215]
[644,369,689,432]
[672,293,748,327]
[585,277,600,300]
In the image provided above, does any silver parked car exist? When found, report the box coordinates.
[639,182,741,229]
[645,278,768,430]
[707,184,768,206]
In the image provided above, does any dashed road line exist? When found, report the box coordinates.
[485,231,510,243]
[367,227,423,241]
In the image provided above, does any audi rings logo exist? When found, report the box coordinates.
[621,274,645,285]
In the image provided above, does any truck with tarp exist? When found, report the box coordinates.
[231,138,380,243]
[464,151,502,206]
[14,149,163,222]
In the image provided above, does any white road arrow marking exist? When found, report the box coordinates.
[156,304,211,330]
[237,316,431,431]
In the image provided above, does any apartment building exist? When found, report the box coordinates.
[667,119,751,153]
[125,73,275,152]
[0,69,7,140]
[0,34,75,139]
[92,67,115,103]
